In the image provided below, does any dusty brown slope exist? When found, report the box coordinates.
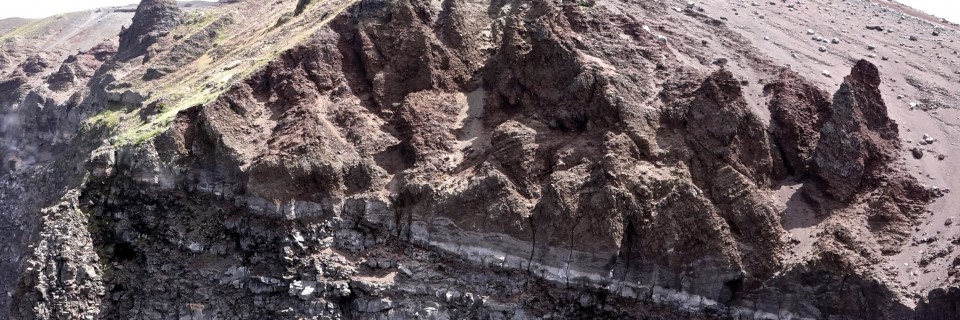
[0,8,137,76]
[696,0,960,311]
[1,0,960,319]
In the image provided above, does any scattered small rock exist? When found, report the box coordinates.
[911,147,924,159]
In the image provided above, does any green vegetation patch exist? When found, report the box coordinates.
[115,86,226,146]
[79,0,361,147]
[84,108,125,128]
[0,17,54,41]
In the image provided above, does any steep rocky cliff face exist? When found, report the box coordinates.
[2,0,960,319]
[117,0,183,61]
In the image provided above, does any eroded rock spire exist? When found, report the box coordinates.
[117,0,182,61]
[811,59,900,201]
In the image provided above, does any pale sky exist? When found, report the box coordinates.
[900,0,960,23]
[0,1,217,20]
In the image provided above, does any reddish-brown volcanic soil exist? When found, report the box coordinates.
[3,0,960,318]
[695,0,960,304]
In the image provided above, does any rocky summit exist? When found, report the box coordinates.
[1,0,960,319]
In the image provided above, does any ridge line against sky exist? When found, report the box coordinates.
[0,0,217,20]
[895,0,960,24]
[0,0,957,26]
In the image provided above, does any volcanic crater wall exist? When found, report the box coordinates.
[1,0,956,319]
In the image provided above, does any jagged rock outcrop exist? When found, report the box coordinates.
[766,68,832,177]
[117,0,182,61]
[143,16,233,81]
[809,59,901,202]
[768,60,934,250]
[2,0,957,319]
[683,69,787,187]
[16,55,52,77]
[11,192,106,320]
[47,42,117,90]
[917,286,960,319]
[153,2,798,316]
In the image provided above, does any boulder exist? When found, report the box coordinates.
[911,147,924,159]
